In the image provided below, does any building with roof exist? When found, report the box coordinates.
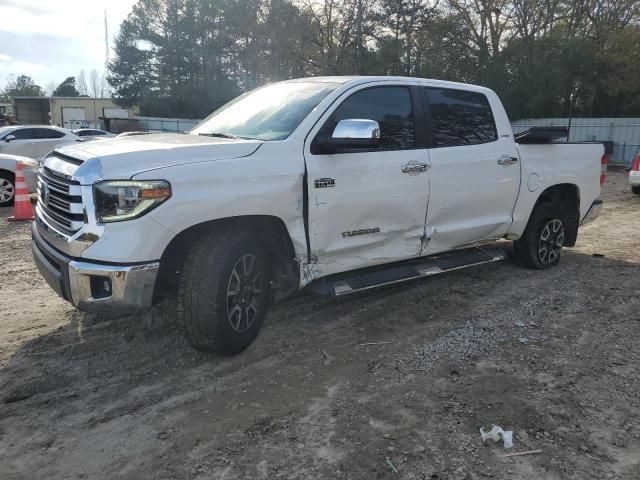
[12,96,138,130]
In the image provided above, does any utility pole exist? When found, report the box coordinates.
[104,9,110,67]
[104,9,110,98]
[355,0,363,74]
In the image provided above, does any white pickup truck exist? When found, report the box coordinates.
[31,76,605,354]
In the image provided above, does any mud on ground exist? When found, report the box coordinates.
[0,171,639,479]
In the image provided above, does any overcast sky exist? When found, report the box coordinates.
[0,0,137,92]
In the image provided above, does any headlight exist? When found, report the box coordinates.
[93,180,171,223]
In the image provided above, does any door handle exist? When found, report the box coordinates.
[497,155,518,165]
[402,163,430,174]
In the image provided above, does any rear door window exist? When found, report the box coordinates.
[34,128,65,139]
[425,87,497,147]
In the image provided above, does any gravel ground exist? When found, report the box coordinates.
[0,171,638,479]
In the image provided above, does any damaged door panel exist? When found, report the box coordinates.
[422,87,520,253]
[304,83,430,278]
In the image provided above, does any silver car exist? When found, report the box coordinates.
[0,153,38,207]
[72,128,116,140]
[0,125,81,160]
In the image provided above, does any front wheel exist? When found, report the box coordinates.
[632,185,640,195]
[513,204,567,269]
[177,229,272,355]
[0,171,16,207]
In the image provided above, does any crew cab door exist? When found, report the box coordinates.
[304,84,430,278]
[422,86,520,253]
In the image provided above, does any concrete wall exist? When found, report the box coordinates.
[49,98,139,129]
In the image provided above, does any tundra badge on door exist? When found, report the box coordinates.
[314,178,335,188]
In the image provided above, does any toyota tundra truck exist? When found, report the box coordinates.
[31,76,605,354]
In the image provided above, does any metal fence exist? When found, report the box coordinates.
[512,118,640,167]
[135,116,200,133]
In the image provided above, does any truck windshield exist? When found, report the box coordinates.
[190,82,338,141]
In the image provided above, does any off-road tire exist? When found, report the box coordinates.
[513,203,568,270]
[632,185,640,195]
[0,171,16,207]
[177,229,272,355]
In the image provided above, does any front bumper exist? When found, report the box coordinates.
[630,170,640,186]
[580,199,603,226]
[32,223,159,314]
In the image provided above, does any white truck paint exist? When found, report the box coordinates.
[31,76,604,354]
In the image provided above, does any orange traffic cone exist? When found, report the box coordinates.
[8,163,34,222]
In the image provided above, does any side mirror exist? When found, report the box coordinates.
[331,119,380,147]
[5,134,16,142]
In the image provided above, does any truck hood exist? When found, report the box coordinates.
[54,133,262,182]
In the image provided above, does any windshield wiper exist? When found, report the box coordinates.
[198,132,239,139]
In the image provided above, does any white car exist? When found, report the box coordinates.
[31,76,605,354]
[0,153,38,206]
[0,125,81,160]
[72,128,116,140]
[630,154,640,194]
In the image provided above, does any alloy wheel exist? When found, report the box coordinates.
[538,219,564,264]
[0,178,15,203]
[226,253,263,333]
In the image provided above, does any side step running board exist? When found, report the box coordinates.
[309,247,507,297]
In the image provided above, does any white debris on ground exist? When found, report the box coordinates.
[480,424,514,448]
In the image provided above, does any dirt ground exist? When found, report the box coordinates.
[0,171,638,480]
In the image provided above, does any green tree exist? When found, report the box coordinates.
[109,0,241,117]
[107,9,154,109]
[106,0,640,119]
[1,75,45,100]
[591,26,640,116]
[52,76,80,97]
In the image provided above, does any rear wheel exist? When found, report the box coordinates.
[177,229,272,355]
[0,171,15,207]
[513,203,567,269]
[632,185,640,195]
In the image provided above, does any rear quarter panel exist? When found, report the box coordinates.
[509,143,604,238]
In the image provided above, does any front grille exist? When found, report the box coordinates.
[37,166,84,235]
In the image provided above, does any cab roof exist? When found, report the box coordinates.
[284,75,493,94]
